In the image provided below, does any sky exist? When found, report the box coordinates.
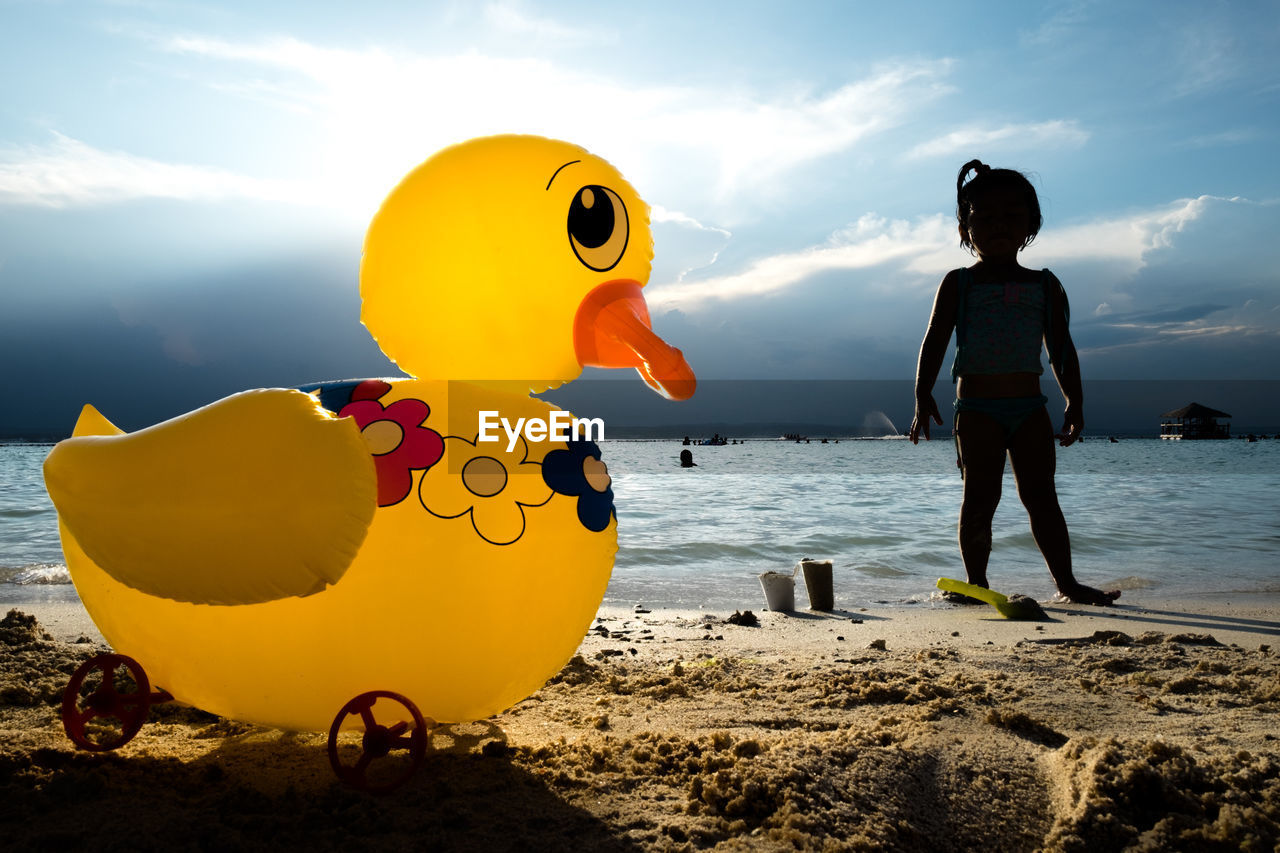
[3,0,1280,435]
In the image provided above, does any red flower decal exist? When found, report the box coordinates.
[339,380,444,506]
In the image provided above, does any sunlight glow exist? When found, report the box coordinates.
[155,33,956,220]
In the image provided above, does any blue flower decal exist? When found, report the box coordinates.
[542,439,615,532]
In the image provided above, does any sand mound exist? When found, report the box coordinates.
[2,608,1277,851]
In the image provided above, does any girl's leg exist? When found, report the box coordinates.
[954,410,1006,589]
[1007,409,1119,605]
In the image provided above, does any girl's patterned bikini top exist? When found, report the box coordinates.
[951,268,1068,381]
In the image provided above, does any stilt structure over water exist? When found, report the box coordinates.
[1160,402,1231,440]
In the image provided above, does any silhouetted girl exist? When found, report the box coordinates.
[910,160,1119,606]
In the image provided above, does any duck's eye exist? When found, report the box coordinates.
[568,185,629,272]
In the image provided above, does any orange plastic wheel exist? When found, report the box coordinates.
[327,691,430,792]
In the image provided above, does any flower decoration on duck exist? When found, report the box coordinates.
[541,439,614,533]
[418,434,553,545]
[337,380,444,507]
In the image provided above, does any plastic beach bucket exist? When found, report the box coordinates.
[800,559,834,611]
[758,571,795,612]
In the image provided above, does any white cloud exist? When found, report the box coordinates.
[651,205,732,239]
[1026,195,1224,271]
[648,213,954,308]
[904,120,1089,160]
[5,21,963,218]
[648,195,1243,313]
[160,33,349,75]
[1017,196,1251,326]
[1172,23,1243,97]
[0,26,961,219]
[0,132,299,208]
[1176,128,1259,149]
[681,61,956,194]
[482,1,613,42]
[649,206,733,286]
[150,32,955,214]
[1159,325,1257,339]
[1019,0,1098,47]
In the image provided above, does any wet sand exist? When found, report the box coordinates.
[2,598,1278,851]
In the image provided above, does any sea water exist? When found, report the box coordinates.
[3,438,1279,613]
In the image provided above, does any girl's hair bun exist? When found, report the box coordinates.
[957,160,991,193]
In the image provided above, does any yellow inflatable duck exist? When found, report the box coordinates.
[44,136,695,746]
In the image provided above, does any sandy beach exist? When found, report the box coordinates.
[2,597,1278,851]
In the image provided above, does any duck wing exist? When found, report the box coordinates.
[44,389,377,605]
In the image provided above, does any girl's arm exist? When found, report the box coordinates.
[910,272,959,443]
[1046,272,1084,446]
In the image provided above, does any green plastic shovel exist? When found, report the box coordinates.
[937,577,1048,621]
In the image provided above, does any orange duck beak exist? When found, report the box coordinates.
[573,280,696,401]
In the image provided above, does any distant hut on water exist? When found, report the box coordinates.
[1160,403,1231,440]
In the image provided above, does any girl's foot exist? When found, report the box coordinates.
[1058,583,1121,606]
[942,590,987,605]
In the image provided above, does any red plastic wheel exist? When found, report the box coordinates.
[327,691,430,792]
[61,653,172,752]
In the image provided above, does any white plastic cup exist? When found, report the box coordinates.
[758,571,795,612]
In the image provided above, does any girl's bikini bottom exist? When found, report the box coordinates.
[951,395,1049,476]
[953,394,1049,438]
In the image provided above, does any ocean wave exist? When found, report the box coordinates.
[1108,575,1159,591]
[0,507,53,519]
[850,563,915,579]
[1,563,72,585]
